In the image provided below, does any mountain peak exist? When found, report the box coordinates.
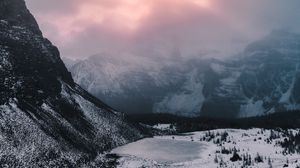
[0,0,42,35]
[0,1,142,166]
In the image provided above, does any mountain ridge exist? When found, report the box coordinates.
[66,30,300,118]
[0,0,143,166]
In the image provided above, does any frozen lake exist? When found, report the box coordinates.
[111,138,207,164]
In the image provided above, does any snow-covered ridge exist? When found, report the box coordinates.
[65,30,300,118]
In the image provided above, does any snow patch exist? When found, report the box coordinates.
[153,70,204,116]
[153,124,174,131]
[210,63,226,74]
[220,71,241,86]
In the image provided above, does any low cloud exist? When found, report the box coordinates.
[25,0,300,59]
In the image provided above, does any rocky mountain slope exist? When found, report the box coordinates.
[66,30,300,118]
[64,54,209,116]
[0,0,143,167]
[202,30,300,118]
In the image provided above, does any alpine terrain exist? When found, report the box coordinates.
[0,0,143,167]
[66,30,300,118]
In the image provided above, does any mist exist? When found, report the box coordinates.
[25,0,300,61]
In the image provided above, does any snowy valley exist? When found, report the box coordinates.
[112,127,300,168]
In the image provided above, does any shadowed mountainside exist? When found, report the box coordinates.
[0,0,143,167]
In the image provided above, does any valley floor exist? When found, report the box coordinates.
[111,128,300,168]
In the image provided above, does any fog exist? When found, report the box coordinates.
[25,0,300,60]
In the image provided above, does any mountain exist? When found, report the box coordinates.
[67,53,210,116]
[201,30,300,118]
[0,0,143,167]
[62,57,80,70]
[66,30,300,118]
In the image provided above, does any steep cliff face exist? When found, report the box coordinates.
[0,0,73,105]
[201,30,300,118]
[0,0,142,167]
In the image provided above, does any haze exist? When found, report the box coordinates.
[25,0,300,59]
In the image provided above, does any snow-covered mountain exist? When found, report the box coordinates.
[202,30,300,118]
[66,30,300,118]
[0,0,143,167]
[67,53,210,116]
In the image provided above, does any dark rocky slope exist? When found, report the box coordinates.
[0,0,143,167]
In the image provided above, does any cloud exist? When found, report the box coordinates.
[25,0,300,59]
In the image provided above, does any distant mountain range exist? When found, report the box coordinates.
[65,30,300,118]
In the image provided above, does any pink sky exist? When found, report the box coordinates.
[25,0,300,59]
